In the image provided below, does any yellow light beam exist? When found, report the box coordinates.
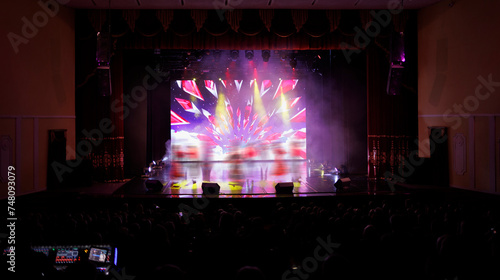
[253,81,267,118]
[280,91,290,127]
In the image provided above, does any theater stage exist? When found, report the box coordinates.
[113,160,395,198]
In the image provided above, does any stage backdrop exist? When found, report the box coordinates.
[169,79,306,161]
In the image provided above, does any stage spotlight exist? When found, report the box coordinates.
[195,50,203,62]
[311,55,320,72]
[387,32,405,95]
[289,56,297,69]
[182,52,190,69]
[245,50,254,61]
[213,50,221,62]
[230,50,239,61]
[262,50,270,62]
[391,32,405,65]
[280,52,287,62]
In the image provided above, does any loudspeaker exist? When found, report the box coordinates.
[145,179,164,192]
[47,129,67,189]
[386,64,404,95]
[275,182,294,194]
[334,178,351,189]
[429,127,449,187]
[97,66,112,96]
[48,129,67,163]
[202,182,220,196]
[387,31,405,96]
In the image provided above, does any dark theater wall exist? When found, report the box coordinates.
[0,0,75,196]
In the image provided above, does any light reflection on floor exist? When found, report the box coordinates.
[114,161,392,198]
[143,160,341,196]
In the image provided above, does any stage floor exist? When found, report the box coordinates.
[113,161,395,198]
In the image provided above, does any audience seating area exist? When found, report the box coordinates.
[2,192,500,280]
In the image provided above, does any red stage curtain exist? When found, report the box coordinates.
[78,9,412,50]
[80,9,411,51]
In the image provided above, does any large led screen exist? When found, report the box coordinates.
[170,79,306,161]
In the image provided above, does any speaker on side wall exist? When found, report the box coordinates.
[48,129,67,163]
[47,129,67,189]
[275,182,294,194]
[387,64,404,95]
[202,182,220,196]
[97,66,112,96]
[387,31,405,96]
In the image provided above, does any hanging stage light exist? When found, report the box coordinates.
[213,50,222,62]
[182,52,190,69]
[311,54,321,72]
[262,50,270,62]
[387,31,405,95]
[245,50,254,61]
[289,55,297,69]
[280,51,287,62]
[230,50,239,61]
[195,50,203,62]
[96,24,112,96]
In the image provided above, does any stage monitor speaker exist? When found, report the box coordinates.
[334,178,351,190]
[202,182,220,196]
[275,182,294,194]
[145,179,164,192]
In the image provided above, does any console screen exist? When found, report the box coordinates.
[88,248,108,263]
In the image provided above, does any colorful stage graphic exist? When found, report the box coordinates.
[170,79,306,161]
